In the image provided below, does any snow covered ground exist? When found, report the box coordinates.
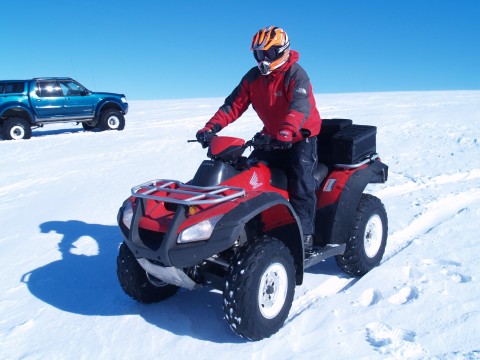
[1,91,479,359]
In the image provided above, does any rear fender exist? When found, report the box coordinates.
[0,104,34,123]
[321,160,388,246]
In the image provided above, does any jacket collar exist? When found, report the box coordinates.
[271,50,299,76]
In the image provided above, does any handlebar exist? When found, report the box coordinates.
[188,134,285,151]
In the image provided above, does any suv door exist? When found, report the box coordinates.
[59,80,94,119]
[32,81,65,119]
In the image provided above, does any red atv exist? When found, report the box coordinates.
[116,119,388,341]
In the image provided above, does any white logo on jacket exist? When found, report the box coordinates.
[250,171,263,189]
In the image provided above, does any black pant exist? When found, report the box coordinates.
[249,137,318,236]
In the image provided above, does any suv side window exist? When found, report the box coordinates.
[36,81,63,97]
[0,82,25,94]
[59,80,87,96]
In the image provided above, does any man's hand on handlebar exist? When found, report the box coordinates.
[252,132,273,151]
[196,128,216,148]
[251,132,293,151]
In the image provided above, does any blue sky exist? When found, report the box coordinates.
[1,0,479,100]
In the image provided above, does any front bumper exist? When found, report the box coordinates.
[117,197,243,268]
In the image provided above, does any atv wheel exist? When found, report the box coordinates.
[2,117,32,140]
[223,236,295,340]
[336,194,388,276]
[99,110,125,131]
[116,242,178,303]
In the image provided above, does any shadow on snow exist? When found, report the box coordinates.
[22,220,349,343]
[21,219,243,343]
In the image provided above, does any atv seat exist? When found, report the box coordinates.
[269,163,328,191]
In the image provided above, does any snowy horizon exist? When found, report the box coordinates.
[1,90,479,359]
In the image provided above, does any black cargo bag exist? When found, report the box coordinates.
[331,124,377,164]
[317,119,353,164]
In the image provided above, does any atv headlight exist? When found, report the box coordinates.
[121,96,127,103]
[177,215,223,244]
[122,201,134,229]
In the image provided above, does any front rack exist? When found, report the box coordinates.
[131,179,246,206]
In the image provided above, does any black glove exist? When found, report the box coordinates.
[252,132,272,151]
[196,128,215,148]
[273,138,293,150]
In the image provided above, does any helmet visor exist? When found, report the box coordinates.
[254,47,279,62]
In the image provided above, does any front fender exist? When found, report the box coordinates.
[121,192,305,281]
[94,98,127,118]
[168,192,305,283]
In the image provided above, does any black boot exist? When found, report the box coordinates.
[303,234,313,253]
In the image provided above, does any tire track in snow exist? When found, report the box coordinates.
[286,174,480,322]
[384,188,480,261]
[287,276,354,323]
[373,169,480,199]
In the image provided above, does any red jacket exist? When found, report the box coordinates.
[206,50,321,143]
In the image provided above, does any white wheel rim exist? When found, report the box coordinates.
[364,214,383,258]
[107,116,120,129]
[258,262,288,319]
[10,125,25,140]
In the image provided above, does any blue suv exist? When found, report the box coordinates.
[0,77,128,140]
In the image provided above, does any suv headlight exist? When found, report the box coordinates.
[177,215,223,244]
[122,201,134,229]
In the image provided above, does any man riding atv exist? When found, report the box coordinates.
[197,26,320,252]
[115,26,389,341]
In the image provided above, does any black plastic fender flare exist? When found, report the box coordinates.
[161,192,303,274]
[0,104,34,124]
[120,192,304,273]
[330,160,388,245]
[215,192,304,282]
[168,192,304,275]
[94,100,125,122]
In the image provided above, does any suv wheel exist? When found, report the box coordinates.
[2,117,32,140]
[223,236,295,340]
[336,194,388,276]
[99,110,125,131]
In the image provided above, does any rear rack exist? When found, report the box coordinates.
[334,153,379,169]
[131,179,246,205]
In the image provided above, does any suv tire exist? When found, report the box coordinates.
[2,117,32,140]
[99,110,125,131]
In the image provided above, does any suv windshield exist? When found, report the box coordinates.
[59,80,88,96]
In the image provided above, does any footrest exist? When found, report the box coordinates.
[304,243,346,269]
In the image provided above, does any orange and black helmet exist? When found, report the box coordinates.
[251,26,290,75]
